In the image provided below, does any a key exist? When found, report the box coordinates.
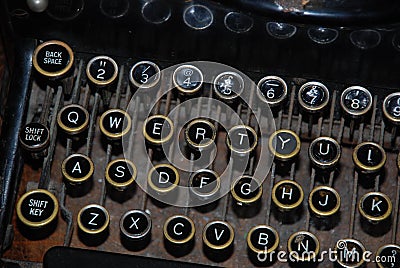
[61,153,94,197]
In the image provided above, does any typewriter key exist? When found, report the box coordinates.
[287,231,320,265]
[383,92,400,125]
[257,75,288,107]
[77,204,110,246]
[62,153,94,196]
[19,122,50,158]
[99,109,131,140]
[163,215,195,257]
[298,81,330,113]
[172,64,203,95]
[120,209,151,251]
[353,142,386,174]
[185,119,216,151]
[147,164,180,195]
[189,169,220,200]
[57,104,89,135]
[129,61,160,89]
[308,137,341,170]
[376,244,400,268]
[16,189,58,239]
[32,40,74,79]
[359,192,392,235]
[213,71,244,102]
[226,125,258,157]
[203,221,234,262]
[272,180,304,223]
[231,175,262,218]
[309,186,340,230]
[334,238,366,268]
[86,55,118,87]
[105,159,137,202]
[247,225,279,266]
[340,86,372,118]
[269,129,301,162]
[143,115,174,146]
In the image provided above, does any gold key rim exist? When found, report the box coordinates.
[99,109,132,140]
[287,231,320,262]
[308,185,341,217]
[163,215,195,244]
[247,224,279,254]
[334,238,366,268]
[358,191,392,222]
[147,163,180,193]
[352,141,386,173]
[184,118,217,149]
[268,129,301,161]
[86,55,119,86]
[172,64,203,95]
[340,86,373,117]
[129,60,161,89]
[57,104,90,135]
[298,81,330,112]
[226,125,258,154]
[61,153,94,184]
[143,115,174,145]
[272,179,304,211]
[202,220,234,250]
[189,169,221,198]
[77,204,110,235]
[105,158,137,189]
[383,92,400,124]
[230,175,263,204]
[256,75,288,107]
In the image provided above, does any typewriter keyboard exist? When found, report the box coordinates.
[3,40,400,268]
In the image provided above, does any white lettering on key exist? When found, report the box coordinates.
[129,217,140,229]
[214,228,224,241]
[173,223,184,236]
[371,199,382,212]
[88,213,99,226]
[278,135,290,150]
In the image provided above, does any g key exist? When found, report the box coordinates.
[231,175,262,218]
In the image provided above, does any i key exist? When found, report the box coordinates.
[100,109,132,140]
[308,137,341,170]
[57,104,89,135]
[202,221,235,262]
[129,61,161,89]
[287,231,320,265]
[173,64,203,95]
[269,129,301,162]
[213,71,244,103]
[19,122,50,158]
[257,75,288,108]
[231,175,263,218]
[163,215,196,257]
[334,238,366,268]
[308,186,341,230]
[147,164,180,196]
[353,142,386,175]
[247,225,280,266]
[61,153,94,196]
[77,204,110,246]
[272,180,304,223]
[359,192,392,236]
[16,189,58,239]
[120,209,151,251]
[105,159,137,202]
[376,244,400,268]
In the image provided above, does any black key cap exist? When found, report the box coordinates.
[376,244,400,268]
[272,180,304,211]
[86,55,118,87]
[202,220,234,262]
[120,209,151,251]
[287,231,320,263]
[61,153,94,196]
[163,215,195,257]
[99,109,132,140]
[105,158,137,202]
[298,81,330,113]
[189,169,220,200]
[309,186,341,218]
[129,61,161,89]
[213,71,244,102]
[353,142,386,174]
[77,204,110,246]
[173,64,203,95]
[383,92,400,125]
[226,125,258,156]
[57,104,89,135]
[340,86,372,118]
[334,239,366,268]
[185,119,216,151]
[19,122,50,157]
[231,175,262,218]
[143,115,174,146]
[257,75,288,107]
[269,129,301,162]
[359,192,392,236]
[247,225,279,266]
[308,137,341,169]
[147,164,180,194]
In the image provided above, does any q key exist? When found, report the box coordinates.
[57,104,89,135]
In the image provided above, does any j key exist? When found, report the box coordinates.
[16,189,58,239]
[213,71,244,102]
[359,192,392,236]
[143,115,174,146]
[129,61,161,89]
[269,129,301,162]
[86,55,118,87]
[383,92,400,125]
[247,225,279,266]
[298,81,330,113]
[77,204,110,246]
[32,40,74,79]
[120,209,151,251]
[147,164,180,195]
[308,137,341,169]
[99,109,132,140]
[173,64,203,95]
[231,175,262,218]
[340,86,372,118]
[308,186,341,218]
[353,142,386,174]
[61,153,94,196]
[105,159,137,202]
[57,104,89,135]
[163,215,195,257]
[202,221,234,262]
[272,180,304,223]
[376,244,400,268]
[189,169,220,200]
[257,75,288,107]
[19,122,50,157]
[287,231,320,264]
[334,239,366,268]
[185,119,217,151]
[226,125,258,156]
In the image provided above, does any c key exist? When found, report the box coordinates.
[120,210,151,251]
[163,215,195,257]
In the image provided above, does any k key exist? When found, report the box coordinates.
[163,215,196,257]
[359,192,392,235]
[120,209,151,251]
[202,220,234,262]
[100,109,132,140]
[77,204,110,246]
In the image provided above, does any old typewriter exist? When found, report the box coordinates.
[2,0,400,267]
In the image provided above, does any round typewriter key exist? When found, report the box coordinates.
[62,153,94,196]
[353,142,386,174]
[57,104,89,135]
[163,215,195,257]
[334,238,366,268]
[86,55,118,87]
[269,129,301,162]
[172,64,203,95]
[383,92,400,125]
[19,122,50,157]
[105,159,137,202]
[231,175,262,218]
[203,221,234,262]
[78,204,110,246]
[213,71,244,102]
[309,186,340,218]
[120,209,151,251]
[129,61,160,89]
[148,164,180,195]
[309,137,341,169]
[226,125,258,156]
[247,225,279,266]
[16,189,58,239]
[257,76,288,107]
[189,169,220,200]
[340,86,372,118]
[288,231,320,263]
[32,40,74,79]
[272,180,304,223]
[143,115,174,146]
[376,244,400,268]
[100,0,129,19]
[359,192,392,236]
[185,119,216,151]
[99,109,131,140]
[298,82,330,113]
